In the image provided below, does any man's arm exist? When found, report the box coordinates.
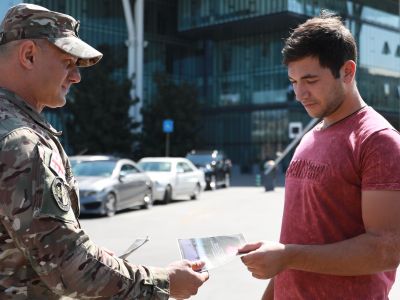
[0,130,208,299]
[240,190,400,278]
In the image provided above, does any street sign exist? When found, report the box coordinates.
[288,122,302,139]
[163,119,174,133]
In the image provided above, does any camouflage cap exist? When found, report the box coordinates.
[0,3,102,67]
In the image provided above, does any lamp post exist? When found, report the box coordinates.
[122,0,144,125]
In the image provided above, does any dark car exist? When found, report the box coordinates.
[186,150,232,190]
[70,156,153,217]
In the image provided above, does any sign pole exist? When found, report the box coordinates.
[163,119,174,157]
[165,133,170,157]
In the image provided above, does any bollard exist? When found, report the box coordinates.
[255,174,261,186]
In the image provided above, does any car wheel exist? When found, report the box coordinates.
[162,185,172,205]
[190,183,201,200]
[223,173,230,188]
[141,188,153,209]
[104,193,117,217]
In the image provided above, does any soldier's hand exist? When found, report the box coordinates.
[239,241,286,279]
[167,260,209,299]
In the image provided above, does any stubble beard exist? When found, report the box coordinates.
[312,86,346,120]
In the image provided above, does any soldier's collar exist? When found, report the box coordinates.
[0,87,62,136]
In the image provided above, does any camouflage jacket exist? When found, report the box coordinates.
[0,88,169,299]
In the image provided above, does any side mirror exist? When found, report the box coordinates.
[119,172,127,181]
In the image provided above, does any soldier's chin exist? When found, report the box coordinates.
[48,99,67,109]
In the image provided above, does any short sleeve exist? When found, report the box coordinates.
[361,129,400,190]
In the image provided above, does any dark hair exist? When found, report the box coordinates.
[282,10,357,78]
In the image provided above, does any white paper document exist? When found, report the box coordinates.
[177,233,246,271]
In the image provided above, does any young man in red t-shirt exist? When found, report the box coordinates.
[239,11,400,300]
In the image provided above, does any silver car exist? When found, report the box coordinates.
[138,157,206,204]
[71,156,153,217]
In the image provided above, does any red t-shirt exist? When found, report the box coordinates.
[275,107,400,299]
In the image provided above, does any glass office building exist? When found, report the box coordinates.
[25,0,400,169]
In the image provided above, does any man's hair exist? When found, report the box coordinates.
[0,40,21,56]
[0,39,47,57]
[282,10,357,78]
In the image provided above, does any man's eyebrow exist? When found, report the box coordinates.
[288,74,319,81]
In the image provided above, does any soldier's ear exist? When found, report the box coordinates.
[18,40,38,69]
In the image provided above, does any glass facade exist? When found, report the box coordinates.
[178,0,289,30]
[210,34,288,106]
[25,0,400,169]
[178,0,400,168]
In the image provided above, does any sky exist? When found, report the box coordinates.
[0,0,22,21]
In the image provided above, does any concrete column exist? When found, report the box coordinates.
[134,0,144,124]
[122,0,141,120]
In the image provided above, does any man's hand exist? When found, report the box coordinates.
[167,260,209,299]
[239,241,286,279]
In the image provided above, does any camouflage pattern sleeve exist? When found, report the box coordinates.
[0,128,170,299]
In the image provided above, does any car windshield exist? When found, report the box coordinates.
[186,154,214,165]
[139,162,171,172]
[72,160,116,177]
[70,160,78,168]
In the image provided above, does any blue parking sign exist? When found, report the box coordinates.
[163,119,174,133]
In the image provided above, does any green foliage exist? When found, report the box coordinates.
[140,73,201,157]
[66,44,138,157]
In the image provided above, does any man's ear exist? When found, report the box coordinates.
[18,40,38,69]
[341,60,356,84]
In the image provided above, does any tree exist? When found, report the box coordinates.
[66,44,138,157]
[140,73,202,157]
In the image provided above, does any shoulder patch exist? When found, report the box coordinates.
[51,177,71,212]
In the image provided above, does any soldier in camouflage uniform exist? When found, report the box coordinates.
[0,4,208,299]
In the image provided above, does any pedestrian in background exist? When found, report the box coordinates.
[262,159,276,191]
[240,11,400,299]
[0,4,208,299]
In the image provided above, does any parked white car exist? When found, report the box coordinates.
[138,157,206,204]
